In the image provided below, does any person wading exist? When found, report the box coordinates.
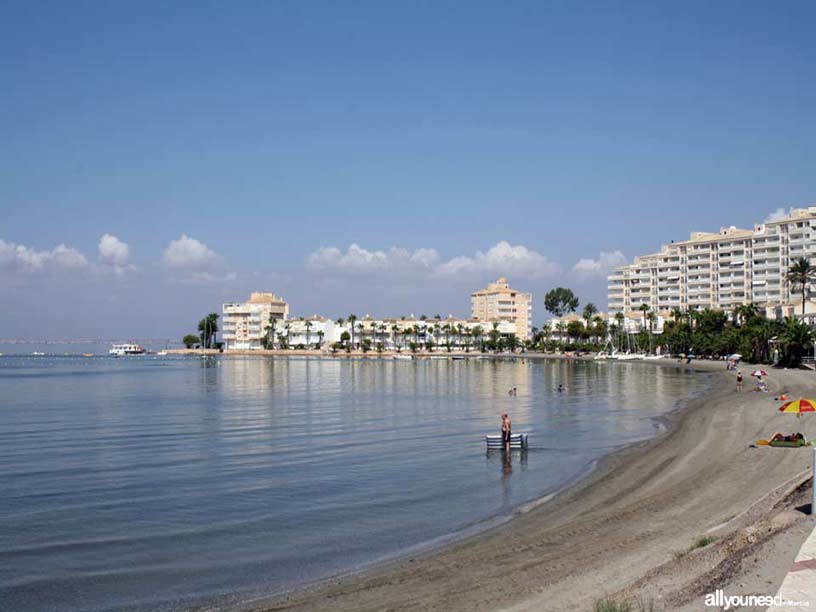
[501,413,512,453]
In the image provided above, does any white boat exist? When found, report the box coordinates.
[392,354,414,361]
[616,352,641,361]
[31,351,45,356]
[643,354,665,361]
[109,343,146,357]
[156,351,168,356]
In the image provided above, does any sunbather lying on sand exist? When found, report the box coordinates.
[768,432,805,443]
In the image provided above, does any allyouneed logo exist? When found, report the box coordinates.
[705,589,810,609]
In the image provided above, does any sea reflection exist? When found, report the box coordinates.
[0,355,710,612]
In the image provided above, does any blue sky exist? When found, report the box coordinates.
[1,1,815,339]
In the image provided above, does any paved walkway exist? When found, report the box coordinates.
[768,517,816,611]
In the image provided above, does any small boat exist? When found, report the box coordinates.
[393,354,413,361]
[109,343,146,357]
[451,355,465,360]
[82,353,94,358]
[642,354,665,361]
[156,351,168,356]
[616,352,641,361]
[32,351,45,356]
[485,433,529,450]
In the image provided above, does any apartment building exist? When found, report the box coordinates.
[608,206,816,319]
[471,278,532,340]
[222,292,290,350]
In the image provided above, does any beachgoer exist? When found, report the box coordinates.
[557,383,564,393]
[501,413,511,453]
[736,371,743,391]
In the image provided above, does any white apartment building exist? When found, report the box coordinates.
[222,292,290,350]
[608,206,816,319]
[471,278,532,340]
[278,316,335,348]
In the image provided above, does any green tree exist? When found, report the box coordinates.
[348,314,358,349]
[183,334,199,349]
[305,320,313,347]
[544,287,579,317]
[391,324,399,351]
[198,313,219,348]
[638,303,650,331]
[265,315,278,349]
[566,320,584,346]
[779,316,814,366]
[582,303,597,329]
[787,257,816,316]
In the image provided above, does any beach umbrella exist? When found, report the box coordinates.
[730,354,742,359]
[751,369,768,377]
[778,398,816,415]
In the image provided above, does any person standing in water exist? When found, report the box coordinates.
[501,413,512,453]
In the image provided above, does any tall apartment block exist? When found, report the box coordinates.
[471,277,532,340]
[608,207,816,319]
[222,292,290,350]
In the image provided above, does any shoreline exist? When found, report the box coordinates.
[249,360,815,612]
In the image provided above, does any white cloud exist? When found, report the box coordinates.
[306,244,440,273]
[572,250,628,277]
[162,234,219,269]
[764,207,794,223]
[161,234,234,283]
[0,239,88,273]
[98,234,133,273]
[306,241,559,279]
[434,241,560,279]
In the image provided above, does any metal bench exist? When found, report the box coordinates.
[485,433,528,450]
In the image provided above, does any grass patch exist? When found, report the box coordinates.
[673,535,716,559]
[593,597,657,612]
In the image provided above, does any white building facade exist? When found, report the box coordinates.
[222,292,290,350]
[608,206,816,319]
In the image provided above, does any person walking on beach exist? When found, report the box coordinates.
[736,370,743,391]
[501,413,512,453]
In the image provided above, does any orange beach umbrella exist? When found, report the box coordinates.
[778,398,816,414]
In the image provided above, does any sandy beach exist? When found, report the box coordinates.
[254,360,815,612]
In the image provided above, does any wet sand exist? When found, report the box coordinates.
[254,361,815,612]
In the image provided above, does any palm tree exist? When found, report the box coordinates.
[647,311,657,353]
[305,320,313,347]
[614,312,625,350]
[348,314,358,349]
[638,303,650,332]
[472,325,484,351]
[316,330,324,348]
[265,315,278,349]
[582,303,597,331]
[787,257,816,316]
[779,316,814,366]
[391,324,399,351]
[555,322,566,344]
[198,313,220,349]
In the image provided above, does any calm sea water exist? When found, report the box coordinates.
[0,353,709,611]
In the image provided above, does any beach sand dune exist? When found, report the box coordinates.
[256,361,815,612]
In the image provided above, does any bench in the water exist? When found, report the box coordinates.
[485,433,528,450]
